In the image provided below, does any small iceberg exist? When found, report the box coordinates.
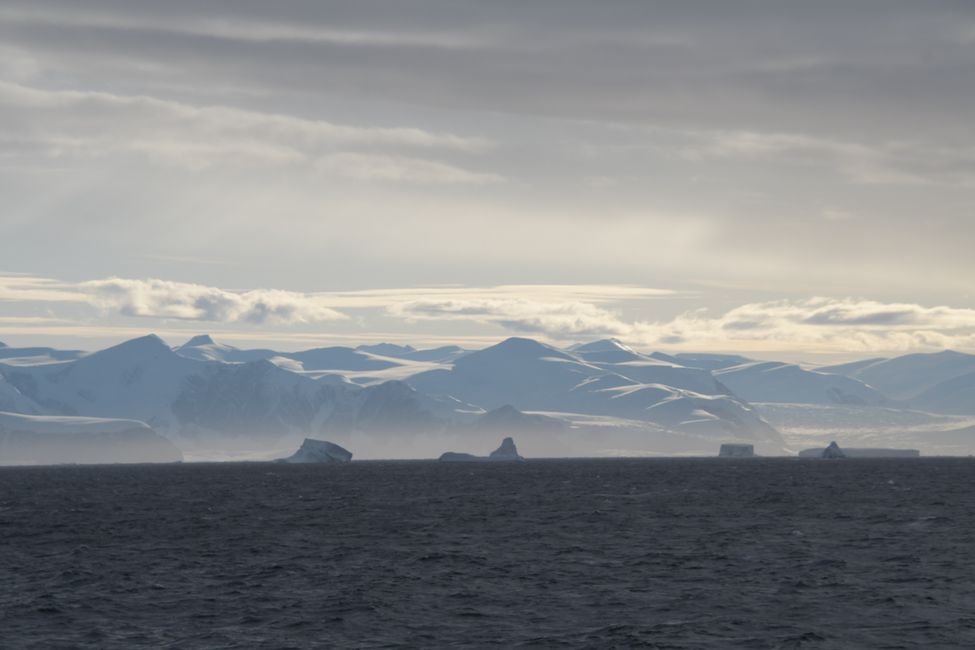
[276,438,352,464]
[439,437,525,463]
[718,443,755,458]
[799,444,919,459]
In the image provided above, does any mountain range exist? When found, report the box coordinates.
[1,335,974,462]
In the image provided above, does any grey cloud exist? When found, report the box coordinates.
[4,1,974,141]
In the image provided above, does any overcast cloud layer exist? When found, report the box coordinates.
[1,2,973,357]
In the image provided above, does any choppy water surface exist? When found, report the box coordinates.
[2,458,974,648]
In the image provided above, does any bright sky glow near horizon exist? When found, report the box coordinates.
[2,1,975,360]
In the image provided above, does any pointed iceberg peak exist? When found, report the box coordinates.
[489,437,523,461]
[0,339,7,348]
[821,441,846,459]
[439,436,525,463]
[182,334,215,347]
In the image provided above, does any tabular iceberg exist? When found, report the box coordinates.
[0,411,182,465]
[718,443,755,458]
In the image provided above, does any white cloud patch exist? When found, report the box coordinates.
[388,298,632,338]
[0,274,90,303]
[640,298,975,353]
[83,278,348,324]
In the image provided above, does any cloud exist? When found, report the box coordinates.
[385,294,975,353]
[388,297,631,338]
[82,278,348,324]
[0,6,486,50]
[0,274,90,303]
[6,272,975,354]
[638,298,975,353]
[0,81,494,179]
[685,129,975,188]
[317,153,503,185]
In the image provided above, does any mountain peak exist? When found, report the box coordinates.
[121,334,169,350]
[182,334,215,347]
[483,337,569,359]
[356,343,417,356]
[573,338,633,353]
[94,334,172,359]
[0,340,7,348]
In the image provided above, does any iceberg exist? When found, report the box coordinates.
[0,411,182,465]
[718,443,755,458]
[799,445,919,459]
[276,438,353,464]
[820,441,846,459]
[439,437,525,463]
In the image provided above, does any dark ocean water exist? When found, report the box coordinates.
[1,458,974,649]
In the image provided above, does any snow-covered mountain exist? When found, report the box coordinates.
[407,337,781,448]
[5,333,974,458]
[0,342,86,366]
[714,361,886,405]
[173,335,454,385]
[0,335,470,446]
[910,371,975,415]
[175,335,399,370]
[820,350,975,401]
[572,339,730,395]
[357,343,467,363]
[0,374,41,414]
[658,352,755,371]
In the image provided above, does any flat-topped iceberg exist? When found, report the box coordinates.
[0,411,182,465]
[718,443,755,458]
[276,438,352,463]
[439,437,525,463]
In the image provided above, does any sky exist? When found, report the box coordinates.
[2,1,975,359]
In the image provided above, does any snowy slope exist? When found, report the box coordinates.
[664,352,755,371]
[0,335,479,447]
[357,343,467,363]
[0,334,203,428]
[0,343,86,366]
[714,361,887,405]
[176,335,408,371]
[820,350,975,401]
[911,371,975,415]
[0,374,41,414]
[408,337,781,444]
[574,339,730,395]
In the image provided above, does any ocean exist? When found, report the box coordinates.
[2,458,974,648]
